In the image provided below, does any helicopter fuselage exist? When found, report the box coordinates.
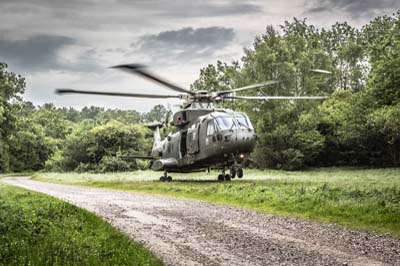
[150,107,257,173]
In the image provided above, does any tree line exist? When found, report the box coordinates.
[0,11,399,172]
[192,12,400,170]
[0,83,167,172]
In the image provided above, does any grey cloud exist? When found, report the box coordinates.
[131,27,235,64]
[0,35,101,73]
[306,0,400,18]
[1,0,262,27]
[151,1,262,18]
[0,35,75,72]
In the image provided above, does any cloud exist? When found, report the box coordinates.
[306,0,400,18]
[131,27,235,64]
[151,1,263,18]
[0,35,74,72]
[0,34,102,73]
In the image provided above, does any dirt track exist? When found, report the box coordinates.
[3,176,400,266]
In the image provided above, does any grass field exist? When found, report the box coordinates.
[0,172,34,178]
[0,182,163,266]
[35,168,400,236]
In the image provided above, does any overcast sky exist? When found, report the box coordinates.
[1,0,399,112]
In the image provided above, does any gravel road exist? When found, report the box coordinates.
[3,176,400,266]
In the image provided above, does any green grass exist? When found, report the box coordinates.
[0,172,35,178]
[0,182,163,266]
[34,168,400,236]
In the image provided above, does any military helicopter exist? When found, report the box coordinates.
[56,64,328,182]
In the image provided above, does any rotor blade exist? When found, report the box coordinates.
[217,80,280,95]
[111,64,195,95]
[311,69,332,74]
[55,89,183,99]
[225,95,328,100]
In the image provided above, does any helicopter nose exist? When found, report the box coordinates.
[235,128,256,148]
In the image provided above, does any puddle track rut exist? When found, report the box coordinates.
[2,176,400,266]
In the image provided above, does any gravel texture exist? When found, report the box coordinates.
[3,176,400,266]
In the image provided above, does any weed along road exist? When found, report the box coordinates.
[3,177,400,266]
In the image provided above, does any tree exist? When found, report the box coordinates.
[320,22,366,91]
[142,104,168,123]
[0,63,25,172]
[368,104,400,165]
[237,19,333,169]
[57,120,152,172]
[7,116,53,171]
[363,12,400,106]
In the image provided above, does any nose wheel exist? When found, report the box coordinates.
[228,164,244,180]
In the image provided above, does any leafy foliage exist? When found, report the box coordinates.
[0,63,25,172]
[191,13,400,169]
[50,120,152,172]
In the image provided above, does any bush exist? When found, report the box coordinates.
[97,156,132,173]
[44,149,65,172]
[57,120,152,172]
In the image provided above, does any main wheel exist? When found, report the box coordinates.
[160,176,166,182]
[224,174,231,182]
[166,176,172,182]
[218,174,224,182]
[230,167,236,179]
[237,168,243,178]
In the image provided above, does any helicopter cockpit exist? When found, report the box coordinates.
[208,112,253,132]
[203,111,256,156]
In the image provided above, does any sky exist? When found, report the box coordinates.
[0,0,399,112]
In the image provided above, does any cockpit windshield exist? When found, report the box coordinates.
[208,113,253,133]
[235,113,253,129]
[215,116,237,130]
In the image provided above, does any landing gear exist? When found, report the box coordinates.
[237,167,243,178]
[218,168,232,182]
[230,166,236,179]
[160,171,172,182]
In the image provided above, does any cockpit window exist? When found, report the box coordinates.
[207,120,215,136]
[236,114,253,129]
[215,116,237,131]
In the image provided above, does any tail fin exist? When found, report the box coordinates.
[147,123,163,157]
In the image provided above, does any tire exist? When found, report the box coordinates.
[218,174,224,182]
[167,176,172,182]
[230,167,236,179]
[237,168,243,178]
[160,176,165,182]
[224,174,231,182]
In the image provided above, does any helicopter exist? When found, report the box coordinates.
[56,64,328,182]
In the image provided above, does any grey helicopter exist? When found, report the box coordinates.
[56,64,328,182]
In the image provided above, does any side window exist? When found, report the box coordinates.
[207,120,215,136]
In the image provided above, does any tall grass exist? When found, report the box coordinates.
[0,183,163,266]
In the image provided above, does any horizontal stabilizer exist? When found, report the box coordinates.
[147,122,163,129]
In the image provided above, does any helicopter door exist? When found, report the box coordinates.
[180,131,187,158]
[187,123,199,154]
[205,119,217,151]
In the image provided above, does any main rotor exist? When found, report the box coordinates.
[56,64,329,107]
